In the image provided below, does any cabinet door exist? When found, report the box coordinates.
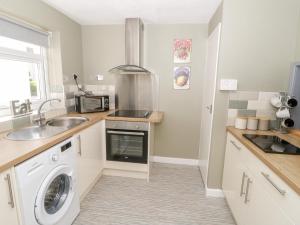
[76,121,105,199]
[0,169,19,225]
[223,133,295,225]
[242,173,295,225]
[222,134,246,223]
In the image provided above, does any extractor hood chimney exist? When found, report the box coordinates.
[109,18,151,75]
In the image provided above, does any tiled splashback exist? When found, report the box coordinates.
[227,91,279,126]
[64,84,115,112]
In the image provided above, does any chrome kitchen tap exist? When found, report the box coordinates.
[35,98,61,126]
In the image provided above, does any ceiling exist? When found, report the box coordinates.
[41,0,222,25]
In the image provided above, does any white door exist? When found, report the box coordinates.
[198,23,221,187]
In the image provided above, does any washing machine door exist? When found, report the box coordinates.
[34,165,75,225]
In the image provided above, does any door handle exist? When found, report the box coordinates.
[240,172,248,196]
[4,174,15,208]
[244,178,252,204]
[206,105,212,114]
[107,131,145,136]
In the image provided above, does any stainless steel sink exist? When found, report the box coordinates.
[6,116,88,141]
[6,125,67,141]
[46,116,88,129]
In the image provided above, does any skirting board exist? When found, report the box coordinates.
[150,156,199,166]
[206,188,224,198]
[102,168,149,180]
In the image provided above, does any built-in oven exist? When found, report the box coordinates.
[106,121,148,164]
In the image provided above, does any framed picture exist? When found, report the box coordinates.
[173,66,190,90]
[173,39,192,63]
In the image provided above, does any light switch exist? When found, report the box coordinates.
[220,79,238,91]
[96,74,104,81]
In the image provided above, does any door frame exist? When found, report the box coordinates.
[199,23,222,189]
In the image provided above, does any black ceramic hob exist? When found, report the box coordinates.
[108,110,152,119]
[243,134,300,155]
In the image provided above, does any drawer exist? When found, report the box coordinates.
[227,133,248,155]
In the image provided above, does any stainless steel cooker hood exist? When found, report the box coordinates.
[109,18,151,75]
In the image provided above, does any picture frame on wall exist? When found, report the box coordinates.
[173,66,191,90]
[173,39,192,63]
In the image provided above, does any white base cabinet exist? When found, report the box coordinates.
[223,133,296,225]
[0,168,20,225]
[75,121,105,200]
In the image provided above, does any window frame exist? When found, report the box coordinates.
[0,42,49,116]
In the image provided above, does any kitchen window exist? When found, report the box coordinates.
[0,17,50,117]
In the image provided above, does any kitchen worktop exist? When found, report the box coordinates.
[227,126,300,195]
[0,110,164,173]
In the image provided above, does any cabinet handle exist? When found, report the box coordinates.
[240,172,248,196]
[4,174,15,208]
[230,140,241,150]
[261,172,286,196]
[244,178,252,204]
[78,135,82,156]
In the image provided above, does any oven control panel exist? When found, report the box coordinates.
[106,120,149,131]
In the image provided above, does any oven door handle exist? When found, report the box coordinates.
[107,130,145,136]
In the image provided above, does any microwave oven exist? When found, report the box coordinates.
[75,95,109,113]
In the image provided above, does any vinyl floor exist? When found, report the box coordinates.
[73,163,236,225]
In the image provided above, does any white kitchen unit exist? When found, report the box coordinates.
[0,168,20,225]
[75,120,105,200]
[223,133,299,225]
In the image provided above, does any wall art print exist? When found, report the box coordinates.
[173,66,191,90]
[173,39,192,63]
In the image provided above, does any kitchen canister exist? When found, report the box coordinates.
[247,117,259,130]
[258,117,270,131]
[235,117,247,130]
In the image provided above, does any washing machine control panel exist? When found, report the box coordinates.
[61,141,72,152]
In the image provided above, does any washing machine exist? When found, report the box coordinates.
[15,137,80,225]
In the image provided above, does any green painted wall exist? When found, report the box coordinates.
[207,0,300,188]
[82,24,208,159]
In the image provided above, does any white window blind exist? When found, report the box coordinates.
[0,17,49,47]
[0,16,49,117]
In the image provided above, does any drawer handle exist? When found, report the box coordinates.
[4,174,15,208]
[244,178,252,204]
[240,172,248,196]
[261,172,286,196]
[230,140,241,150]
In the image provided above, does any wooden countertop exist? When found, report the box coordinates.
[227,126,300,195]
[0,111,164,173]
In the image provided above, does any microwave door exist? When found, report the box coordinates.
[83,97,102,112]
